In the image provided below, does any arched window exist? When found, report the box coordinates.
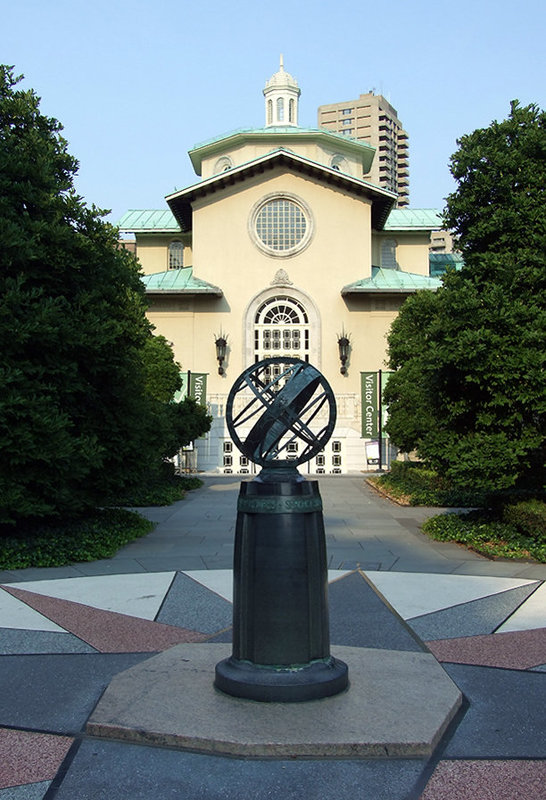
[380,239,398,269]
[213,156,233,174]
[267,99,273,125]
[168,241,184,269]
[254,296,310,369]
[277,97,284,123]
[289,98,295,123]
[330,154,350,174]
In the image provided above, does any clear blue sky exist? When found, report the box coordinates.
[2,0,545,224]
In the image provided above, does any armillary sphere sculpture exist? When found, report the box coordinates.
[214,358,349,702]
[226,357,336,473]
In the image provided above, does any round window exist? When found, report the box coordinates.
[251,195,312,257]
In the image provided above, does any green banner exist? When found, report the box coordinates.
[361,371,393,438]
[361,372,378,438]
[173,372,189,404]
[189,372,207,406]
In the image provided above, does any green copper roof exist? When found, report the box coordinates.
[384,208,443,230]
[189,126,376,176]
[192,126,375,151]
[118,209,180,232]
[141,268,222,295]
[342,267,442,295]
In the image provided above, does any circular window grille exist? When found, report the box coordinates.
[251,195,312,257]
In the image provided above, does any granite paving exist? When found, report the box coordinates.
[427,627,546,670]
[49,739,428,800]
[2,587,209,652]
[407,581,541,640]
[420,760,546,800]
[441,664,546,758]
[0,475,544,798]
[0,729,73,790]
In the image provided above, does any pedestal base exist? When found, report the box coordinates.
[214,655,349,702]
[87,644,463,758]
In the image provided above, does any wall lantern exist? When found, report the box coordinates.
[337,332,350,375]
[215,333,228,375]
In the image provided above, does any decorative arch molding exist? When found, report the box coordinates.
[213,155,234,174]
[243,282,322,369]
[330,154,351,175]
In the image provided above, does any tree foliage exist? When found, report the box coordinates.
[0,67,210,524]
[141,334,182,403]
[384,101,546,496]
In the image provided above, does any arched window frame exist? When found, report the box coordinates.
[289,98,295,123]
[330,154,351,175]
[277,97,284,122]
[243,285,321,369]
[213,155,233,175]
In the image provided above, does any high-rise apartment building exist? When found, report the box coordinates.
[317,92,410,207]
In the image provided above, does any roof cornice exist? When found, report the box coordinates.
[188,126,376,175]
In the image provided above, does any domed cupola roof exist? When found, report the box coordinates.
[264,55,300,92]
[263,56,301,127]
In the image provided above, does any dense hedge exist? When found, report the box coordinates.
[502,499,546,541]
[374,462,486,507]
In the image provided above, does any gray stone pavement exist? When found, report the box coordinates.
[1,474,545,582]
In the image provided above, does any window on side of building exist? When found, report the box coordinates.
[168,240,184,269]
[213,156,233,174]
[330,154,350,174]
[380,239,398,269]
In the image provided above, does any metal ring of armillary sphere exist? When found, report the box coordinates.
[226,358,337,468]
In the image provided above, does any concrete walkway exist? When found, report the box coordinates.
[0,475,545,798]
[2,475,544,583]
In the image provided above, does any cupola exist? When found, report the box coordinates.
[263,55,300,127]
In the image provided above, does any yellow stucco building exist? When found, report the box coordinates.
[119,61,444,475]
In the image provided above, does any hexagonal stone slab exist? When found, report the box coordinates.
[87,644,462,758]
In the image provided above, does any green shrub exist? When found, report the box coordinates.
[0,508,154,569]
[423,511,546,562]
[502,500,546,542]
[375,462,485,507]
[115,466,203,507]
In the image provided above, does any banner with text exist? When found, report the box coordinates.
[361,372,378,438]
[360,371,393,438]
[189,372,208,407]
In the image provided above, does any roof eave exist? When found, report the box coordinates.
[188,127,377,175]
[167,150,396,232]
[341,286,424,296]
[122,228,181,234]
[145,288,223,296]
